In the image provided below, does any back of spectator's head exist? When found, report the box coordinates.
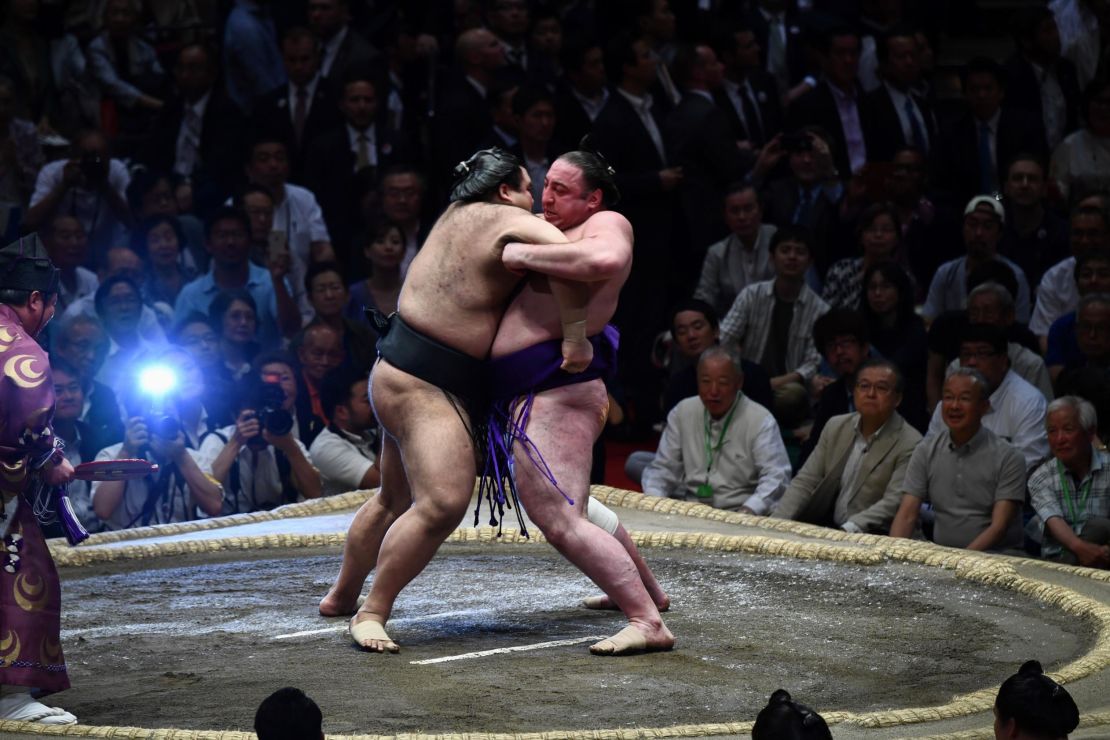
[959,322,1008,356]
[813,307,870,351]
[449,148,525,203]
[255,687,324,740]
[966,258,1018,301]
[752,689,832,740]
[555,144,620,207]
[994,661,1079,740]
[320,365,366,421]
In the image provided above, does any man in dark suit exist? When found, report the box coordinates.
[938,57,1049,205]
[864,25,939,166]
[553,37,609,153]
[308,0,381,95]
[1003,6,1082,151]
[249,27,342,184]
[593,31,683,430]
[745,0,808,94]
[305,73,413,269]
[714,25,783,149]
[665,43,753,267]
[140,44,245,214]
[432,28,506,191]
[786,26,870,179]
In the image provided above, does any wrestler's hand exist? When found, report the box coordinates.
[501,243,529,276]
[43,457,75,487]
[560,336,593,373]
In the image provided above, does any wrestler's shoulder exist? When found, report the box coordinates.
[583,210,632,232]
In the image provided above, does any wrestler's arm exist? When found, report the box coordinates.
[502,212,632,282]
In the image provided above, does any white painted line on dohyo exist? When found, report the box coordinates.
[273,626,346,640]
[410,635,608,665]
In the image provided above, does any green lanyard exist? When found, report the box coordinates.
[1056,460,1093,529]
[697,396,740,499]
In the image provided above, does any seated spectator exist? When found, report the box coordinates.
[754,129,845,276]
[49,357,105,532]
[197,357,322,514]
[721,227,829,428]
[294,323,346,440]
[304,262,375,372]
[0,74,45,208]
[93,276,169,397]
[126,169,206,271]
[169,312,236,431]
[642,347,791,514]
[1046,250,1110,380]
[1028,396,1110,568]
[42,214,96,314]
[130,215,195,319]
[209,289,260,382]
[1055,295,1110,436]
[63,245,167,346]
[994,660,1080,739]
[91,404,224,531]
[87,0,167,130]
[926,260,1039,412]
[309,366,381,497]
[998,155,1071,290]
[774,359,922,533]
[662,299,774,415]
[891,369,1026,551]
[375,165,431,275]
[923,195,1032,323]
[693,183,778,318]
[822,202,901,310]
[1030,204,1110,340]
[159,346,231,449]
[1051,77,1110,202]
[943,282,1055,399]
[928,324,1049,469]
[861,261,928,425]
[174,206,301,349]
[27,129,133,259]
[51,313,125,448]
[752,689,832,740]
[349,220,403,320]
[255,687,324,740]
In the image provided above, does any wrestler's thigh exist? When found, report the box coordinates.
[514,380,608,520]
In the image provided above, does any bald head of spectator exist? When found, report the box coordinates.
[297,323,345,385]
[671,43,725,92]
[455,28,506,80]
[281,28,321,89]
[173,44,217,103]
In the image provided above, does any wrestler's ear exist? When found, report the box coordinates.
[586,187,603,210]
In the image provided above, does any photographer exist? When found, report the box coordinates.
[90,408,224,532]
[26,130,134,259]
[309,366,380,497]
[198,358,322,514]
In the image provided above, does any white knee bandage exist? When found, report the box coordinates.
[586,499,620,535]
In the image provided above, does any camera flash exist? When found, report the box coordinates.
[138,365,177,396]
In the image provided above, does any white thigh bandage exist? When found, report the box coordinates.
[586,499,620,535]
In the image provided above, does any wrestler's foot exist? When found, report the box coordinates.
[582,593,671,612]
[0,690,78,725]
[589,622,674,656]
[349,612,399,653]
[319,586,364,617]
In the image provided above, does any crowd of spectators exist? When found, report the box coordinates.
[1,0,1107,568]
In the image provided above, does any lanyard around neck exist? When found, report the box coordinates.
[703,396,740,476]
[1056,459,1093,528]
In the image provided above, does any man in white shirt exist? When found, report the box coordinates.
[309,366,379,497]
[927,324,1048,469]
[1030,204,1110,339]
[643,346,791,513]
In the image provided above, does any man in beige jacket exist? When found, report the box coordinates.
[773,358,922,533]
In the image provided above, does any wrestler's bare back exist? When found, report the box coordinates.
[400,201,569,359]
[491,210,633,358]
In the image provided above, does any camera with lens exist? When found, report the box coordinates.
[243,375,294,446]
[146,413,182,441]
[80,151,109,188]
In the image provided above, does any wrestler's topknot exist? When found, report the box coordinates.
[559,140,621,207]
[449,148,525,203]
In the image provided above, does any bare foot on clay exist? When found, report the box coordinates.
[349,611,399,653]
[318,588,363,617]
[582,592,671,612]
[589,623,674,656]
